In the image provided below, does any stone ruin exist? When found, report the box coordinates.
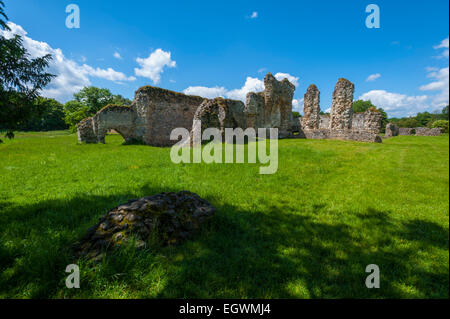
[298,78,383,143]
[77,86,204,146]
[385,123,442,138]
[77,72,383,145]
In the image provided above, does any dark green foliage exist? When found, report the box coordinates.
[0,2,54,141]
[431,120,449,133]
[389,106,449,128]
[292,111,301,118]
[0,1,8,31]
[18,97,68,131]
[63,87,132,130]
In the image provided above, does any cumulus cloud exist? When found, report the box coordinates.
[365,73,381,82]
[274,72,299,87]
[183,72,299,102]
[83,65,136,82]
[113,52,122,59]
[250,12,258,19]
[433,37,449,59]
[420,67,449,107]
[134,49,176,84]
[0,22,136,101]
[226,77,265,101]
[292,98,304,113]
[183,86,227,99]
[359,90,430,117]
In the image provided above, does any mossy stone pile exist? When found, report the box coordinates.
[75,191,215,260]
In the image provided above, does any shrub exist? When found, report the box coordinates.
[431,120,449,133]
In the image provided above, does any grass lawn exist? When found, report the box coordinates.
[0,131,448,298]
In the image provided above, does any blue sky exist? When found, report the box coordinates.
[2,0,449,117]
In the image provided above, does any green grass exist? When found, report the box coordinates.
[0,131,448,298]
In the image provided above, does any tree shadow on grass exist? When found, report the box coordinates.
[0,189,448,298]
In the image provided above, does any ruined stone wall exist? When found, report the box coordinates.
[385,123,399,138]
[77,117,96,143]
[363,109,383,133]
[330,78,354,130]
[244,92,265,129]
[299,78,382,143]
[351,113,365,130]
[263,73,296,137]
[303,128,381,143]
[302,84,320,130]
[188,97,246,143]
[414,127,442,136]
[398,128,414,135]
[243,73,296,138]
[318,115,330,129]
[135,86,205,146]
[91,105,137,143]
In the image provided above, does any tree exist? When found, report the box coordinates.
[415,111,432,127]
[63,86,132,131]
[442,105,449,120]
[111,94,132,106]
[431,120,449,133]
[352,100,377,113]
[0,1,8,30]
[19,97,67,131]
[73,86,115,114]
[0,2,54,142]
[63,100,90,131]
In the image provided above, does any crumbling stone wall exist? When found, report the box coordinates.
[398,128,415,135]
[319,115,330,129]
[134,86,205,146]
[242,73,295,138]
[297,78,382,143]
[303,128,382,143]
[263,73,296,137]
[302,84,321,130]
[385,123,399,138]
[78,73,384,146]
[244,92,265,129]
[78,86,205,146]
[363,109,383,133]
[188,97,245,143]
[330,78,354,130]
[351,113,365,130]
[91,105,138,143]
[414,127,442,136]
[77,117,96,143]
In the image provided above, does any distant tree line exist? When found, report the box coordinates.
[389,105,449,132]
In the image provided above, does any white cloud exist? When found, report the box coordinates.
[250,12,258,19]
[365,73,381,82]
[274,72,299,87]
[183,86,227,99]
[183,73,299,103]
[359,90,430,117]
[134,49,176,84]
[0,22,136,101]
[420,67,449,107]
[113,52,122,59]
[433,37,449,59]
[292,98,304,113]
[226,77,265,101]
[83,65,136,82]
